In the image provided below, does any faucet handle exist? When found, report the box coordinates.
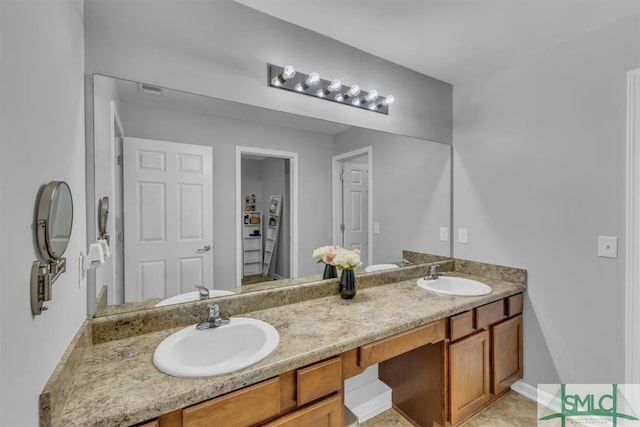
[195,285,209,300]
[208,303,220,319]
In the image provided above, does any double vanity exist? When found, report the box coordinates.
[40,258,525,427]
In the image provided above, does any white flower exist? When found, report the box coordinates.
[333,248,361,270]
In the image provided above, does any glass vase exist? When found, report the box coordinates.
[322,263,337,280]
[340,269,356,299]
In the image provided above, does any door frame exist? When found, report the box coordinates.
[626,68,640,384]
[236,146,299,284]
[332,147,373,265]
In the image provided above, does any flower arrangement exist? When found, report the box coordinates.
[313,245,361,271]
[312,245,341,265]
[333,248,361,271]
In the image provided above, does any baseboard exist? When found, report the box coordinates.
[511,380,554,406]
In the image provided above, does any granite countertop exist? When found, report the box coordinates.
[57,271,525,426]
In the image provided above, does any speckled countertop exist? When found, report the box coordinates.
[56,271,525,426]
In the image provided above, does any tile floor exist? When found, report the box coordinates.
[361,391,539,427]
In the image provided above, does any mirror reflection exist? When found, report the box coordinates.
[44,181,73,259]
[92,75,452,317]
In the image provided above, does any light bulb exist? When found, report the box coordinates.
[368,103,377,110]
[329,80,341,92]
[316,89,325,98]
[282,65,296,80]
[335,94,344,102]
[298,72,320,91]
[346,85,360,98]
[377,95,395,109]
[272,65,296,86]
[352,98,361,106]
[306,72,320,86]
[365,90,378,102]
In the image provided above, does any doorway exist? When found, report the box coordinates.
[236,146,298,285]
[333,147,373,266]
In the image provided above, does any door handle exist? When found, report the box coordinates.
[196,244,212,253]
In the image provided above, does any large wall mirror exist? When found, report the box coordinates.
[90,74,452,317]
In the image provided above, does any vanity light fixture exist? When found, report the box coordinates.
[268,64,394,115]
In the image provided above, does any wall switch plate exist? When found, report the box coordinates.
[439,227,449,242]
[458,228,468,244]
[373,222,380,234]
[598,235,617,258]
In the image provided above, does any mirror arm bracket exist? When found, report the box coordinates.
[31,257,66,315]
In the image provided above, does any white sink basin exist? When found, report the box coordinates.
[365,263,399,273]
[417,276,492,296]
[153,318,279,377]
[154,289,235,307]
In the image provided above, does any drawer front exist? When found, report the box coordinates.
[475,299,506,329]
[263,394,343,427]
[297,357,342,406]
[507,293,523,317]
[360,319,446,367]
[183,378,280,427]
[450,310,475,341]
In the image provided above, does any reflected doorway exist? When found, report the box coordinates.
[332,147,373,266]
[235,146,299,286]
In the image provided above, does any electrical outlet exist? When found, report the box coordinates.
[439,227,449,242]
[598,235,617,258]
[458,228,468,244]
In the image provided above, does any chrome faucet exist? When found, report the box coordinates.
[425,265,445,280]
[195,285,209,300]
[196,303,230,330]
[397,258,412,267]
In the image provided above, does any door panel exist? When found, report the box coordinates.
[342,161,368,265]
[124,137,213,303]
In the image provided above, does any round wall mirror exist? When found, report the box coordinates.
[37,181,73,260]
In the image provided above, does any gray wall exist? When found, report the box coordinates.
[453,12,640,384]
[333,128,451,263]
[0,1,86,425]
[119,100,333,285]
[84,0,452,143]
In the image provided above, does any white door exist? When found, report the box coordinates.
[123,137,213,303]
[342,160,368,266]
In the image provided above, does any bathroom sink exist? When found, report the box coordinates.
[365,263,399,273]
[153,317,279,377]
[417,276,492,296]
[154,289,235,307]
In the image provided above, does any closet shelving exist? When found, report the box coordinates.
[242,211,263,276]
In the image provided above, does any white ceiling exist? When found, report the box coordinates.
[236,0,640,84]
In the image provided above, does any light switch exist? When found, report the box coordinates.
[373,222,380,234]
[598,235,617,258]
[458,228,468,244]
[440,227,449,242]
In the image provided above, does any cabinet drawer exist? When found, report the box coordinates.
[297,357,342,406]
[450,310,475,341]
[360,319,446,367]
[475,299,506,329]
[183,377,280,427]
[507,293,523,317]
[263,394,343,427]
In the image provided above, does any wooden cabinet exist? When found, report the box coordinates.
[492,314,523,395]
[174,357,342,427]
[263,394,343,427]
[449,329,491,425]
[447,293,524,426]
[183,378,281,427]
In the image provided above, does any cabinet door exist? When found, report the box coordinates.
[449,329,491,425]
[263,394,343,427]
[183,378,280,427]
[492,314,523,395]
